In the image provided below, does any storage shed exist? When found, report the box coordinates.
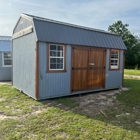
[12,13,126,100]
[0,36,12,81]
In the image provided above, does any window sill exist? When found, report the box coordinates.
[2,65,12,67]
[46,70,67,73]
[109,68,120,71]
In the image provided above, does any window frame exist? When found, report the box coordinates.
[109,49,120,70]
[47,43,66,73]
[2,52,12,67]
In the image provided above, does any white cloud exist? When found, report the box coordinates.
[4,27,8,31]
[31,0,140,30]
[0,0,140,35]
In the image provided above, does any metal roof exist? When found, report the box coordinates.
[0,36,12,41]
[21,13,127,50]
[21,13,117,35]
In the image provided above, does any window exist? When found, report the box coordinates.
[110,49,119,69]
[2,52,12,67]
[47,44,66,72]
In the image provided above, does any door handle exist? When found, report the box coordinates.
[89,63,95,66]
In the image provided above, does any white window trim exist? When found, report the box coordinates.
[2,52,12,67]
[49,44,65,70]
[110,50,119,69]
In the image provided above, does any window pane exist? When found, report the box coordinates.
[57,51,63,57]
[50,58,56,63]
[50,64,57,69]
[111,60,118,66]
[49,45,65,71]
[112,52,117,55]
[57,58,63,63]
[4,53,11,59]
[50,51,64,57]
[57,64,63,69]
[57,46,63,51]
[4,60,12,65]
[50,51,57,57]
[110,50,119,69]
[111,60,118,63]
[57,52,60,57]
[50,45,56,50]
[111,54,118,58]
[111,63,117,66]
[3,53,12,66]
[57,46,60,51]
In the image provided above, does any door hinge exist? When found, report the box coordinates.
[104,49,106,52]
[103,66,106,69]
[72,67,75,70]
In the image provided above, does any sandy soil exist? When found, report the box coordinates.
[124,74,140,79]
[68,87,129,116]
[43,87,129,117]
[0,80,131,119]
[0,81,11,85]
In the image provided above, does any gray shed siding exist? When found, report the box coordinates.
[105,49,123,88]
[12,32,36,98]
[38,42,71,99]
[0,39,11,51]
[0,39,11,81]
[38,43,123,99]
[14,17,33,34]
[0,52,11,81]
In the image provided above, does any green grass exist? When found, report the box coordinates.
[55,97,78,108]
[0,85,42,116]
[124,69,140,76]
[93,77,140,139]
[2,107,139,140]
[117,77,140,106]
[0,79,140,139]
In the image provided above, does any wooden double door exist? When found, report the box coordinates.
[71,46,106,91]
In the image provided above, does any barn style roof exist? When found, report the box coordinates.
[0,36,11,41]
[21,13,127,50]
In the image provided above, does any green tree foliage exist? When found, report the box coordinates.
[108,20,140,69]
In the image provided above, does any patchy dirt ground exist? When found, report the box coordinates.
[71,89,127,116]
[0,81,129,118]
[48,88,129,117]
[124,74,140,79]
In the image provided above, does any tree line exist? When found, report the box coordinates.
[108,21,140,69]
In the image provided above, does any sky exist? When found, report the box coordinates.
[0,0,140,36]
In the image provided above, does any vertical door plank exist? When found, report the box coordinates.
[88,48,106,89]
[71,47,89,91]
